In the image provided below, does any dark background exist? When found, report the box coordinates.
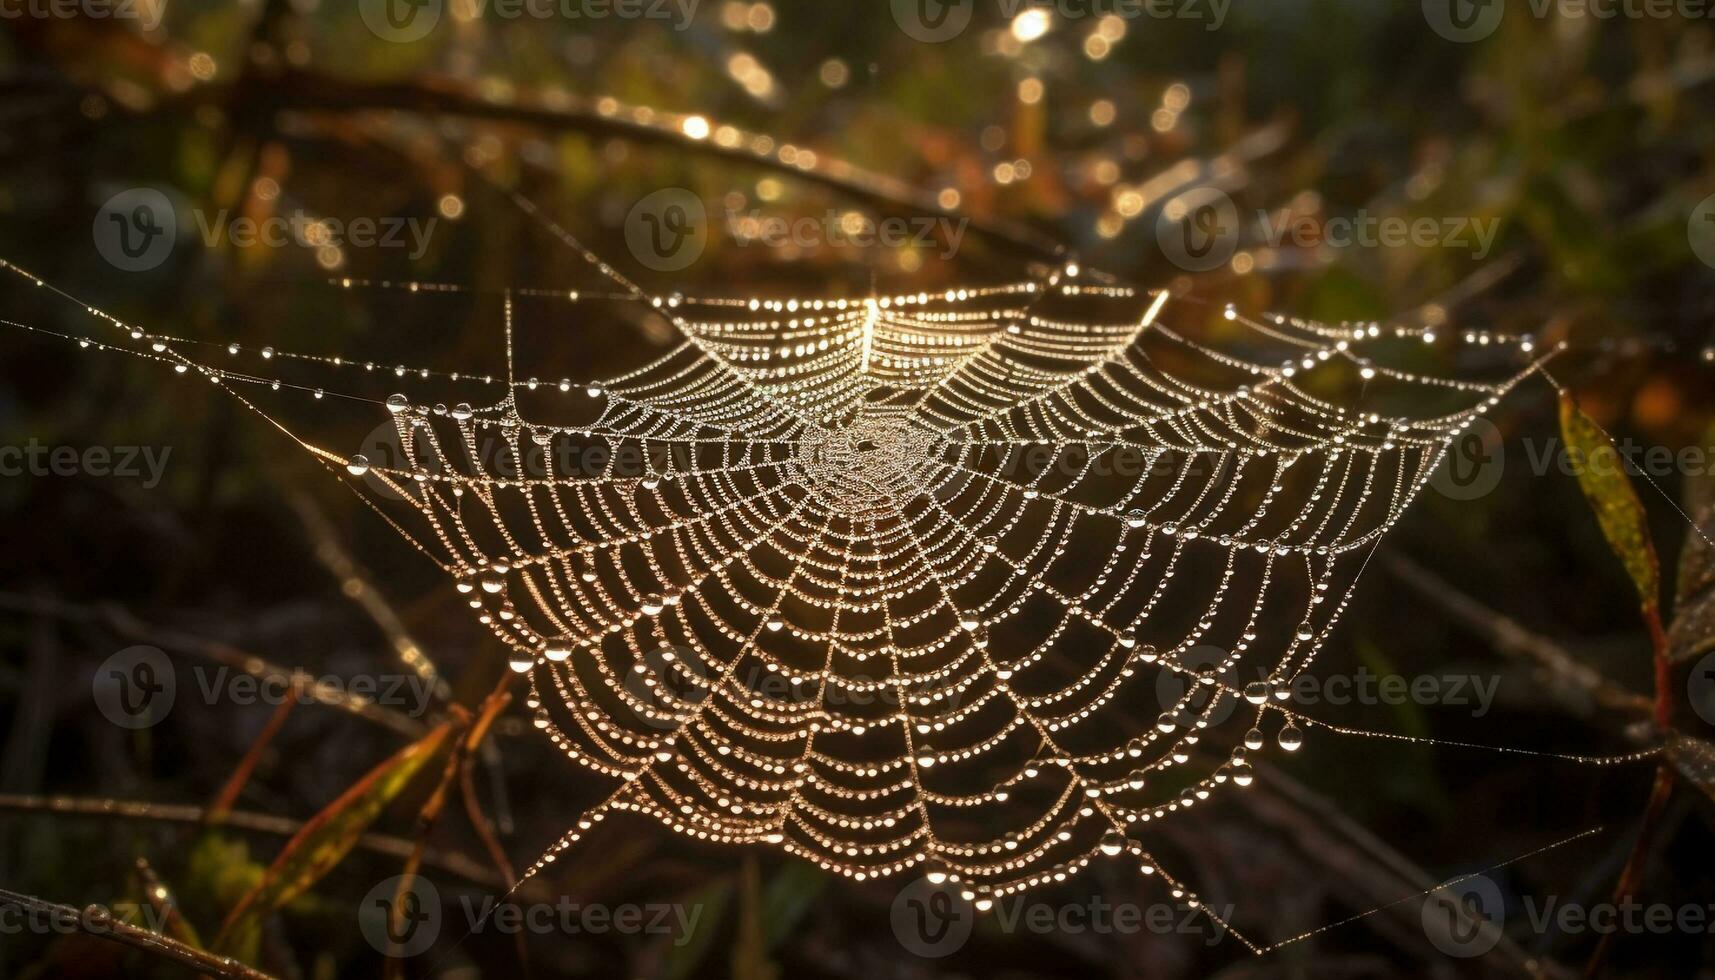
[2,1,1714,977]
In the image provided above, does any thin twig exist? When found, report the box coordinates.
[1384,554,1655,718]
[0,592,430,737]
[0,794,504,891]
[0,885,279,980]
[209,685,301,823]
[287,492,449,705]
[385,676,514,980]
[1583,763,1674,978]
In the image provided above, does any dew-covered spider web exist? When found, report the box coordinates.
[0,167,1655,952]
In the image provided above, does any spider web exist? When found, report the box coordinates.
[4,219,1559,947]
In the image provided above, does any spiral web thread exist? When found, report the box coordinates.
[1,194,1633,950]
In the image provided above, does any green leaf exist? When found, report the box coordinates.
[1560,394,1662,620]
[212,721,456,960]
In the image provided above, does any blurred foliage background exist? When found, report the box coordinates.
[1,0,1715,977]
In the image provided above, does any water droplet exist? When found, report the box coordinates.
[1243,727,1265,751]
[544,646,572,662]
[980,535,998,554]
[641,594,666,616]
[345,455,370,476]
[1126,769,1146,790]
[386,393,410,413]
[480,576,505,594]
[1231,763,1255,787]
[1125,508,1147,529]
[1277,724,1304,752]
[508,657,535,674]
[1097,830,1126,856]
[452,403,474,421]
[765,615,785,632]
[1243,682,1269,705]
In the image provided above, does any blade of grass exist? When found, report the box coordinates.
[1560,393,1676,979]
[1560,394,1668,722]
[211,721,456,960]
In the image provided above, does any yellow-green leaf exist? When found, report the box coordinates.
[212,722,455,959]
[1560,394,1661,620]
